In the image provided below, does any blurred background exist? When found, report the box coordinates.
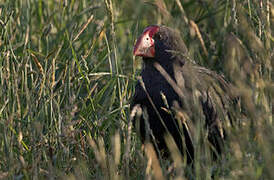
[0,0,273,179]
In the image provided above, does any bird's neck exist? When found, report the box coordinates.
[144,53,182,71]
[142,57,175,80]
[140,57,181,105]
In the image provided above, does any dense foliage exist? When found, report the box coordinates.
[0,0,273,179]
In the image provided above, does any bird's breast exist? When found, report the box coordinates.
[140,72,180,108]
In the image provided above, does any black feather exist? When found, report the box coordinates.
[131,26,237,163]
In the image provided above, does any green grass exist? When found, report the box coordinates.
[0,0,273,179]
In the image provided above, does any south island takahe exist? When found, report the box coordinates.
[131,25,237,163]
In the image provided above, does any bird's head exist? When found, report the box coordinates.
[133,25,187,60]
[133,25,159,58]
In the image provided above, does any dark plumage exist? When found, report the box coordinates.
[131,25,236,163]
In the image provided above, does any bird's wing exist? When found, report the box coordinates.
[172,62,238,154]
[193,65,237,126]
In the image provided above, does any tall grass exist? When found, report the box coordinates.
[0,0,273,179]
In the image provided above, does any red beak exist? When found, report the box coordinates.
[133,35,143,56]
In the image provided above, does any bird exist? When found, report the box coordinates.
[130,25,237,164]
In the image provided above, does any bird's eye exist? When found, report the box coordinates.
[146,37,149,41]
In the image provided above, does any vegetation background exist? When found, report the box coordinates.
[0,0,273,179]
